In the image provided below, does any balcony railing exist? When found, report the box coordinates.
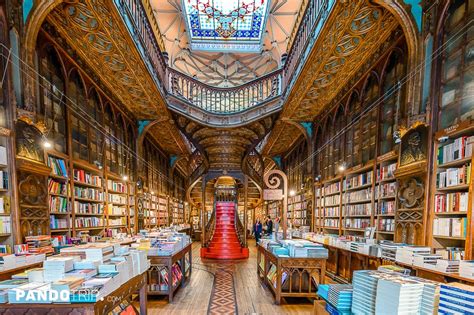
[115,0,333,117]
[169,68,281,114]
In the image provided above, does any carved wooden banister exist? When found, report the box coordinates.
[203,204,216,248]
[234,200,246,248]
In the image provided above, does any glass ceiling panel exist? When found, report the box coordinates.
[182,0,270,53]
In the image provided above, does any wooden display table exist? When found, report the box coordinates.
[0,262,43,281]
[310,240,474,285]
[0,272,148,315]
[257,244,326,305]
[147,243,192,302]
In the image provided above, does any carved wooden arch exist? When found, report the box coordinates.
[344,89,361,115]
[373,0,420,115]
[23,0,66,109]
[36,42,68,86]
[331,104,345,125]
[87,87,105,117]
[281,118,310,148]
[67,67,88,98]
[359,70,381,104]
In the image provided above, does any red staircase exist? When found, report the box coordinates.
[200,202,249,259]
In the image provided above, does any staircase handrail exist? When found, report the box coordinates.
[234,198,246,248]
[204,202,216,248]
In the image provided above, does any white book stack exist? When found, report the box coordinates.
[395,246,431,265]
[380,242,406,261]
[439,283,474,314]
[459,260,474,279]
[73,260,101,270]
[375,278,424,315]
[412,277,440,315]
[43,256,78,282]
[129,249,149,276]
[351,271,380,314]
[8,282,52,303]
[435,259,460,273]
[413,254,442,269]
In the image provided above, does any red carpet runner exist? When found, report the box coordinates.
[207,266,237,315]
[201,202,249,259]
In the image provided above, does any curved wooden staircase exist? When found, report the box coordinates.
[200,202,249,260]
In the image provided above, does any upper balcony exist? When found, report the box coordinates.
[115,0,335,127]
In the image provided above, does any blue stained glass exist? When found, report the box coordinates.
[182,0,270,53]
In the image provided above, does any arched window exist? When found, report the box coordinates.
[361,74,379,163]
[104,105,118,173]
[116,114,125,176]
[88,90,103,164]
[345,92,361,167]
[69,71,88,161]
[126,124,135,181]
[438,0,474,128]
[380,50,406,155]
[333,106,345,174]
[38,46,66,153]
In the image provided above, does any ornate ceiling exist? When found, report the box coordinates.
[175,114,275,170]
[150,0,305,86]
[45,0,189,155]
[263,0,400,156]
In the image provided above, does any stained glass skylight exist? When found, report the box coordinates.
[182,0,270,53]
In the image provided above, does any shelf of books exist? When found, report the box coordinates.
[288,193,308,227]
[314,184,322,232]
[321,177,342,234]
[128,182,136,234]
[0,144,11,250]
[105,175,128,236]
[72,162,105,236]
[171,199,184,225]
[46,152,71,237]
[430,123,473,259]
[267,201,279,220]
[342,166,375,235]
[375,154,398,241]
[158,196,169,226]
[143,193,159,229]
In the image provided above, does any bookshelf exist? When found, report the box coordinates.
[46,152,71,237]
[171,199,184,225]
[158,196,169,226]
[375,154,398,240]
[71,162,105,236]
[314,184,322,232]
[0,143,11,250]
[288,193,309,227]
[106,175,128,236]
[267,201,280,219]
[429,122,474,259]
[321,177,342,234]
[128,182,136,234]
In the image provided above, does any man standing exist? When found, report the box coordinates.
[266,215,273,236]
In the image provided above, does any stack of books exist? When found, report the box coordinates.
[25,235,53,254]
[459,260,474,279]
[47,156,68,177]
[413,254,442,269]
[439,283,474,314]
[415,277,440,314]
[327,284,353,313]
[435,259,460,273]
[375,278,424,314]
[351,271,380,314]
[395,246,431,265]
[380,242,406,261]
[43,256,77,282]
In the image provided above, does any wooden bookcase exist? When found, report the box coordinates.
[0,140,11,249]
[171,199,184,225]
[288,193,308,227]
[314,183,322,233]
[267,201,280,219]
[128,182,136,234]
[375,152,398,241]
[321,177,343,235]
[105,174,128,235]
[72,161,105,238]
[429,122,474,260]
[158,195,169,227]
[341,165,374,236]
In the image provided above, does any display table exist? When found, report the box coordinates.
[0,272,148,315]
[147,243,192,302]
[0,262,43,281]
[309,239,474,285]
[257,244,326,304]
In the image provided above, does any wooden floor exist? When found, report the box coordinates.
[147,241,313,315]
